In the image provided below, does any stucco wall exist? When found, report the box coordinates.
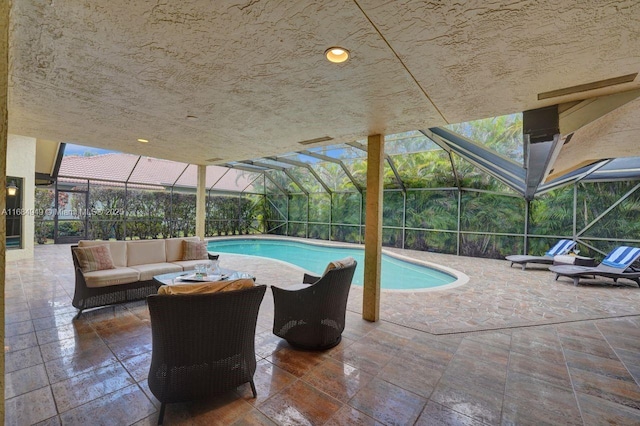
[6,134,35,260]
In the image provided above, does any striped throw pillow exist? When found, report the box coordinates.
[73,245,116,273]
[182,240,208,260]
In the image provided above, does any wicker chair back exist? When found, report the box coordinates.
[147,285,266,423]
[272,261,356,349]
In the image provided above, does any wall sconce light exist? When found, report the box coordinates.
[6,180,18,196]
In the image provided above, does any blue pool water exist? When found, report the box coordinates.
[207,239,456,290]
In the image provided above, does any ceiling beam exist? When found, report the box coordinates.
[559,88,640,135]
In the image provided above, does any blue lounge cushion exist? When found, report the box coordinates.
[601,246,640,269]
[545,239,576,257]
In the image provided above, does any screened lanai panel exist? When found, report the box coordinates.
[288,194,308,222]
[405,189,458,230]
[577,181,640,241]
[308,144,367,161]
[87,181,126,240]
[332,192,361,224]
[392,150,456,188]
[57,178,89,192]
[529,186,574,237]
[279,152,321,165]
[338,158,401,189]
[309,193,330,222]
[405,229,457,254]
[251,159,305,192]
[453,153,521,194]
[127,157,188,186]
[341,158,367,188]
[383,191,403,227]
[460,191,525,234]
[59,153,140,182]
[461,234,523,259]
[211,168,264,193]
[206,166,230,189]
[383,228,403,248]
[172,164,244,190]
[284,167,324,193]
[266,170,302,193]
[445,113,524,165]
[173,164,198,189]
[126,186,171,239]
[385,130,439,155]
[584,157,640,182]
[311,162,358,192]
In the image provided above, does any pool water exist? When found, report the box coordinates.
[207,238,456,290]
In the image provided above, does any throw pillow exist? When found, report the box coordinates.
[323,256,356,275]
[182,240,208,260]
[73,245,116,273]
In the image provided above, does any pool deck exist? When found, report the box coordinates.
[5,238,640,424]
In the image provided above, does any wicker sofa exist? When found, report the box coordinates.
[71,237,217,318]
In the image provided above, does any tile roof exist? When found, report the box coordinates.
[59,153,261,192]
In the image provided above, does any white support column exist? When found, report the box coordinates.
[363,134,384,322]
[196,165,207,239]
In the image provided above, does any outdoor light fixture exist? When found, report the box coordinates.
[137,138,149,143]
[6,181,18,196]
[325,47,350,63]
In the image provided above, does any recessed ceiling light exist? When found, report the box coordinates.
[325,47,350,63]
[186,115,198,121]
[137,138,149,143]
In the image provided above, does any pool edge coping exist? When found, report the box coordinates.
[206,235,470,292]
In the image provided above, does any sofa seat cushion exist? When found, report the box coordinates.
[130,263,182,281]
[157,278,255,295]
[83,267,140,288]
[171,260,210,271]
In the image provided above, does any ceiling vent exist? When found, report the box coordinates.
[297,136,333,146]
[206,157,224,162]
[538,73,637,100]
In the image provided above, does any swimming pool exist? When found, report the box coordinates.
[207,238,461,290]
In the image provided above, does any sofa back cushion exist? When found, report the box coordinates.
[79,240,128,267]
[165,237,200,262]
[127,240,167,266]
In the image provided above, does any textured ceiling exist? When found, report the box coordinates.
[7,0,640,168]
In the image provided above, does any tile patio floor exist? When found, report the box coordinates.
[5,240,640,425]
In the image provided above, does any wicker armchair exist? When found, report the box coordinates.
[271,259,357,350]
[147,285,266,424]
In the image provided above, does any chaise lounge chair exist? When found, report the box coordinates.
[549,246,640,286]
[505,239,577,270]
